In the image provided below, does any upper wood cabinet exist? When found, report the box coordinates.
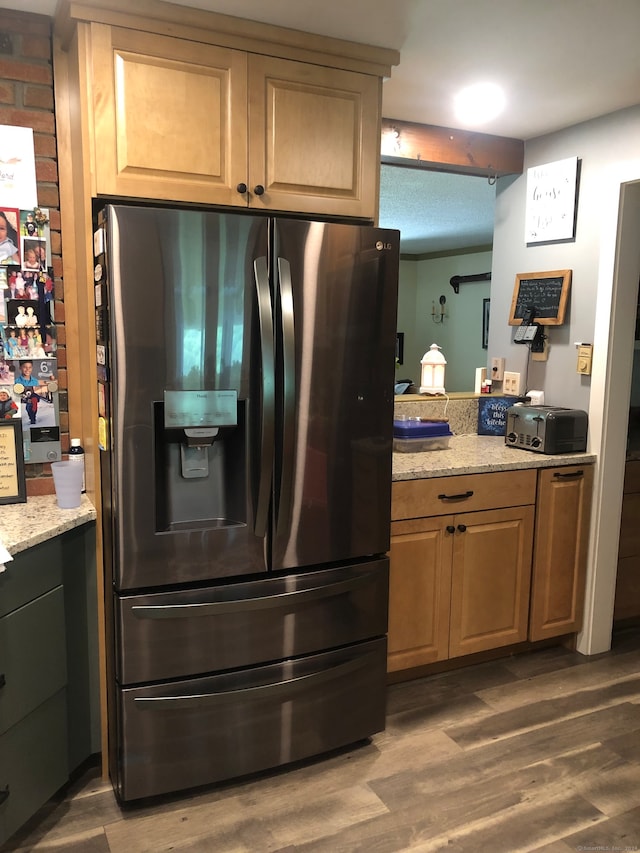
[85,22,383,218]
[247,54,380,218]
[90,25,248,208]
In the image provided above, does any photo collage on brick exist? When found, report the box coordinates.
[0,206,59,459]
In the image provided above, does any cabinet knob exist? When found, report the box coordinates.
[236,183,247,194]
[253,184,265,196]
[446,525,455,534]
[0,785,9,806]
[457,523,467,533]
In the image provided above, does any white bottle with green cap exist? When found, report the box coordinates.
[69,437,85,493]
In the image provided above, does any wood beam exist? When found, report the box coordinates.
[381,118,524,178]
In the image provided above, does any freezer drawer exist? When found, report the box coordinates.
[115,558,389,684]
[115,638,387,802]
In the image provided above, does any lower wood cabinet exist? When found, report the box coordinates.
[614,460,640,623]
[388,464,593,674]
[449,505,534,657]
[388,515,452,670]
[530,464,594,640]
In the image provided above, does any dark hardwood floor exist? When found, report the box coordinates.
[5,627,640,853]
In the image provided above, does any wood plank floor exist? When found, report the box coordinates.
[5,627,640,853]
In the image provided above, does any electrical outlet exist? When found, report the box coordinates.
[503,371,522,395]
[491,357,505,381]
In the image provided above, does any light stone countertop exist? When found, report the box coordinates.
[1,438,595,556]
[393,434,597,481]
[0,494,96,557]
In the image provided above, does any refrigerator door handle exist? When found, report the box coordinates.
[253,256,275,538]
[132,652,374,710]
[276,257,296,535]
[130,570,374,619]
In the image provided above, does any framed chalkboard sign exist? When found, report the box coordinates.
[509,269,571,326]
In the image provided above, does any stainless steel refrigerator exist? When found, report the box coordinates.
[95,204,399,802]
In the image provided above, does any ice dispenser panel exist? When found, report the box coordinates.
[164,390,238,481]
[154,392,246,533]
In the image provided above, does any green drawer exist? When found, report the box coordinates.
[0,689,68,849]
[0,540,63,618]
[0,586,67,736]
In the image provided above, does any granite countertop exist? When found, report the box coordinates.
[1,439,595,555]
[393,434,597,481]
[0,494,96,557]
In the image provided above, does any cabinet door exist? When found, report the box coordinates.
[387,516,453,671]
[247,54,380,219]
[90,24,248,205]
[530,465,593,640]
[449,506,534,657]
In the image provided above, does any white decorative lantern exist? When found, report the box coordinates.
[420,343,447,394]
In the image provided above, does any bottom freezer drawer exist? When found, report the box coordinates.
[115,638,386,802]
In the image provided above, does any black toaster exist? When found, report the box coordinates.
[505,405,588,453]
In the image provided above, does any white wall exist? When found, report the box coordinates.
[490,103,640,655]
[490,104,640,411]
[397,250,492,390]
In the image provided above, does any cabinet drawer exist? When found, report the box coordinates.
[0,586,67,736]
[0,689,68,849]
[392,469,537,521]
[0,539,63,618]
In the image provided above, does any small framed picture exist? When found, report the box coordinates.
[0,208,21,267]
[0,418,26,504]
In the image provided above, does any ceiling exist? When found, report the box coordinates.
[378,165,495,256]
[6,0,639,255]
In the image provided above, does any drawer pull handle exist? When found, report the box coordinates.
[438,490,474,501]
[553,470,584,480]
[0,673,5,689]
[0,786,9,806]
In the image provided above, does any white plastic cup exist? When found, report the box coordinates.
[51,461,84,509]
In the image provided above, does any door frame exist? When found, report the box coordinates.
[579,163,640,654]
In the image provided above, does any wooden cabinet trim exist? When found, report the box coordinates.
[56,0,399,78]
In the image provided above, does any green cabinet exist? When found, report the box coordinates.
[0,524,98,848]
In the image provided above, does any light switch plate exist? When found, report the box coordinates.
[577,344,593,375]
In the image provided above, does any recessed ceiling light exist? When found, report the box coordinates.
[453,82,506,126]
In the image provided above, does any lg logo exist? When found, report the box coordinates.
[375,241,393,251]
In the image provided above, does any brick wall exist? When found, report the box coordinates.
[0,9,64,496]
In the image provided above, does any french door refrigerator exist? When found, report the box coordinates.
[95,203,399,802]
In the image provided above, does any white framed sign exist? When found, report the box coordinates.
[0,125,37,209]
[525,156,578,244]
